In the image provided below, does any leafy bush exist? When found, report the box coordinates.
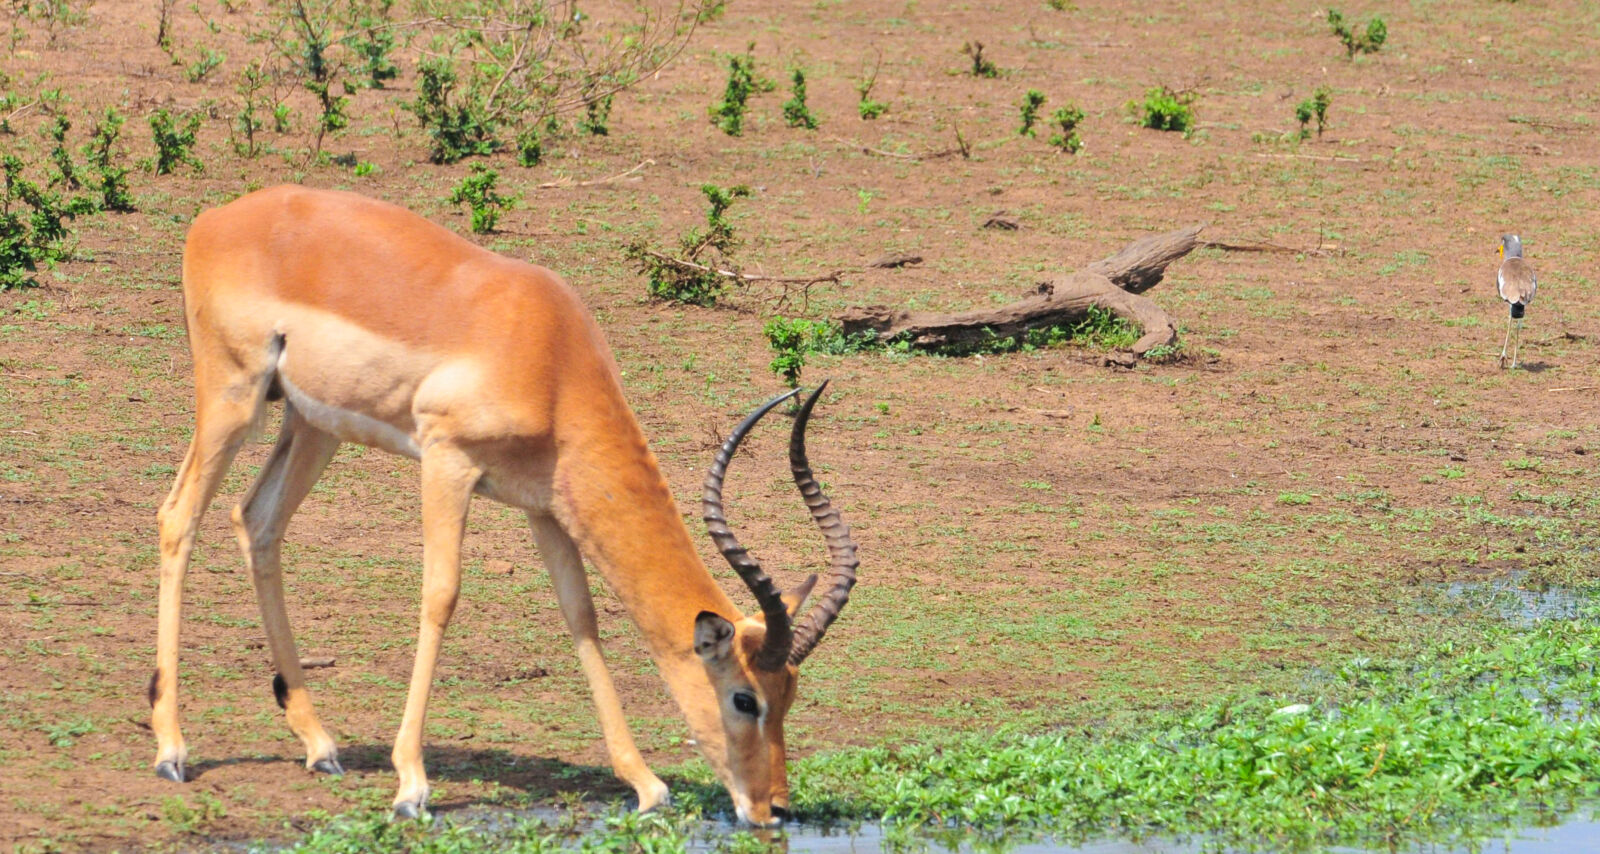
[577,93,613,136]
[1,155,86,290]
[1047,103,1085,152]
[856,57,888,120]
[407,57,500,163]
[1327,8,1386,57]
[961,40,999,78]
[515,126,543,167]
[1295,85,1332,139]
[448,164,513,234]
[782,68,819,130]
[145,109,203,175]
[83,108,134,212]
[709,45,765,136]
[399,0,695,162]
[627,183,751,306]
[764,318,870,387]
[1134,85,1195,133]
[1018,89,1046,136]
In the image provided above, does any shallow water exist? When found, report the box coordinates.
[1437,571,1585,625]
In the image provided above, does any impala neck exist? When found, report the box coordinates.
[548,412,740,768]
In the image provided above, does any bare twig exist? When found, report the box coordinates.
[634,250,840,286]
[300,656,336,669]
[1254,152,1362,163]
[833,125,974,161]
[1548,386,1600,393]
[1201,239,1335,258]
[535,159,654,189]
[634,249,841,312]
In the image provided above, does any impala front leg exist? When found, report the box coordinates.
[528,513,670,811]
[391,444,480,819]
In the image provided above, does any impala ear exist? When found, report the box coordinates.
[781,575,819,618]
[693,611,736,662]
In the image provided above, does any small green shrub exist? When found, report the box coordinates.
[448,164,513,234]
[1018,89,1046,136]
[763,317,872,387]
[1,155,86,290]
[184,46,226,83]
[709,45,766,136]
[83,108,134,212]
[1327,9,1386,57]
[45,115,81,190]
[348,10,399,88]
[578,93,614,136]
[515,126,543,167]
[1047,103,1085,152]
[782,68,819,130]
[962,40,999,78]
[857,56,888,120]
[1134,85,1195,133]
[407,57,499,164]
[1295,85,1332,139]
[627,183,751,306]
[145,109,203,175]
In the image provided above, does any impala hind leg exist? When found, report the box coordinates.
[391,445,480,819]
[528,514,670,811]
[151,399,260,783]
[231,405,343,775]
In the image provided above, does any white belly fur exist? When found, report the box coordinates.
[269,308,428,459]
[277,367,423,459]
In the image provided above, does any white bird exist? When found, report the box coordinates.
[1497,234,1537,370]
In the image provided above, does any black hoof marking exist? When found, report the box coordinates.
[392,801,422,821]
[272,673,288,710]
[147,669,161,707]
[155,760,185,783]
[312,757,344,777]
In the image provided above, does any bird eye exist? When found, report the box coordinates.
[732,692,759,716]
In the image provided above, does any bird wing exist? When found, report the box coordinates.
[1498,257,1537,305]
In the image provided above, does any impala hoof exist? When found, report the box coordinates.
[392,800,424,821]
[155,760,185,783]
[312,757,344,777]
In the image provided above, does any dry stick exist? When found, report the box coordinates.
[1255,152,1362,162]
[1,99,42,127]
[1201,239,1335,258]
[1548,386,1600,393]
[634,249,841,286]
[536,159,655,189]
[830,125,974,161]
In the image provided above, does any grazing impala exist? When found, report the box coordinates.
[149,185,857,825]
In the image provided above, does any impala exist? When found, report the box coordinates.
[149,185,858,825]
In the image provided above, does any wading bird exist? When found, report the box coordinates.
[148,186,858,826]
[1496,234,1537,369]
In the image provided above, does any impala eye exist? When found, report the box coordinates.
[732,692,759,716]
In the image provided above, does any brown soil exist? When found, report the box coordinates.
[3,0,1600,850]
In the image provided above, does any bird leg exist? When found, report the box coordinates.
[1510,316,1524,370]
[1499,313,1513,369]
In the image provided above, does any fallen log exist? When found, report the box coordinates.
[836,224,1203,358]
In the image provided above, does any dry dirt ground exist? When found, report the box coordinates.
[3,0,1600,850]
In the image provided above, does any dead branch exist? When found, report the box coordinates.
[536,159,654,189]
[633,249,841,312]
[1201,238,1335,258]
[837,224,1205,358]
[868,253,923,268]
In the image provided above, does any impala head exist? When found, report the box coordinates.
[697,383,857,826]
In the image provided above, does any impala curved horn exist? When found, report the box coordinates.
[786,381,859,667]
[703,388,802,672]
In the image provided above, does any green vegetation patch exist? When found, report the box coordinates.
[261,600,1600,853]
